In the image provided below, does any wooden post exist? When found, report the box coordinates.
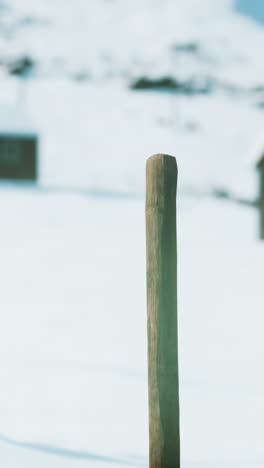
[145,154,180,468]
[257,158,264,239]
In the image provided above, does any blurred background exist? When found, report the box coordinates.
[0,1,264,467]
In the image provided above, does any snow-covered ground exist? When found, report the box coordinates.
[0,1,264,467]
[0,190,263,468]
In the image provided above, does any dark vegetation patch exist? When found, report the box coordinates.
[130,76,214,95]
[130,74,264,106]
[172,42,200,54]
[73,70,91,82]
[7,56,35,77]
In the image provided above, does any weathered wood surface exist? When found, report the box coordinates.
[145,154,180,468]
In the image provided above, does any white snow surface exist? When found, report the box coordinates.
[0,0,264,467]
[0,190,263,468]
[0,0,263,87]
[0,104,37,136]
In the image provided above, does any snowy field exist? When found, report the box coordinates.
[1,0,264,467]
[0,189,263,468]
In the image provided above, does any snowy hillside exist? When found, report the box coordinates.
[0,0,264,199]
[0,0,263,88]
[0,0,232,80]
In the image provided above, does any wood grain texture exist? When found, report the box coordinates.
[146,154,180,468]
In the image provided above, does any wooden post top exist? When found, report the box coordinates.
[146,154,178,212]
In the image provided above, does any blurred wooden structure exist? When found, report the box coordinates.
[0,107,38,181]
[256,154,264,239]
